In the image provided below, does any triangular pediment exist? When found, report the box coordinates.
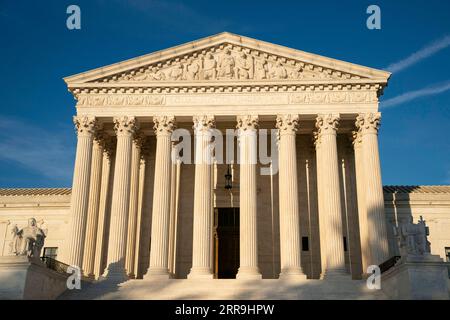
[64,32,390,86]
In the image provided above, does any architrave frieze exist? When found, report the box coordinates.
[74,88,379,117]
[75,84,379,108]
[76,90,377,107]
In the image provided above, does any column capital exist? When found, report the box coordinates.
[153,115,176,136]
[276,114,299,135]
[73,115,99,137]
[114,116,139,137]
[94,130,113,147]
[356,112,381,135]
[351,130,363,148]
[193,115,215,133]
[315,113,340,136]
[313,130,321,148]
[133,131,147,148]
[101,136,116,160]
[236,115,259,132]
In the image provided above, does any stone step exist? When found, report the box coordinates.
[59,278,389,300]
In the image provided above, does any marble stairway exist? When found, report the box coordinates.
[59,278,390,300]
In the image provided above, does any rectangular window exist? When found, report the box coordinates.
[302,237,309,251]
[43,247,58,260]
[343,236,348,252]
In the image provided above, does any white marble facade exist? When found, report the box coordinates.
[1,33,450,283]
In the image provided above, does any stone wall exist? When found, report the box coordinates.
[0,192,70,258]
[0,181,449,281]
[384,189,450,259]
[0,256,69,299]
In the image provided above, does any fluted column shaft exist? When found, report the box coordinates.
[64,116,98,268]
[236,115,262,279]
[125,133,145,278]
[103,116,138,280]
[82,136,104,277]
[134,150,149,278]
[145,116,176,278]
[93,140,114,278]
[314,132,328,275]
[168,160,181,276]
[188,115,215,279]
[276,115,306,279]
[316,114,347,277]
[356,113,389,265]
[353,131,371,273]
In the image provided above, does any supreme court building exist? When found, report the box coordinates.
[1,33,450,299]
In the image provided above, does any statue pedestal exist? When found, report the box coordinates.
[0,255,69,299]
[382,254,450,300]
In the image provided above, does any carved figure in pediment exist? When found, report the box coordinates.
[318,70,329,79]
[148,67,166,81]
[184,58,201,81]
[269,61,288,79]
[133,72,150,81]
[289,65,303,79]
[202,53,217,80]
[254,59,267,80]
[218,48,235,79]
[236,52,254,80]
[122,73,133,81]
[168,64,183,81]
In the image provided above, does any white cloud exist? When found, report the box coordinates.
[385,35,450,73]
[0,116,75,184]
[122,0,232,33]
[380,81,450,109]
[444,170,450,185]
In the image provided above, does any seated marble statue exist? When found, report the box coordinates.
[394,216,431,257]
[10,218,46,258]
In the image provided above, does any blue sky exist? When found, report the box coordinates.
[0,0,449,187]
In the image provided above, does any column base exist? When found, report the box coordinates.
[101,266,129,283]
[83,272,96,280]
[144,267,172,280]
[188,267,214,279]
[236,267,262,280]
[321,268,350,280]
[127,272,136,279]
[279,267,307,280]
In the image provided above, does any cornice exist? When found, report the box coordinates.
[70,81,383,97]
[0,188,72,197]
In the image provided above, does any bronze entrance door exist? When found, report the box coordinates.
[213,208,240,279]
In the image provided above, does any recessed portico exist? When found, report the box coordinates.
[62,32,391,281]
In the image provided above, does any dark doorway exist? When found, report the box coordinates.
[214,208,240,279]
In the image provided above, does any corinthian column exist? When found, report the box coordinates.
[82,132,105,277]
[315,114,347,278]
[93,137,115,278]
[64,115,98,269]
[188,115,215,279]
[352,130,371,274]
[276,114,306,279]
[145,115,176,279]
[236,115,262,279]
[314,131,328,275]
[103,116,139,280]
[125,132,146,278]
[356,113,389,265]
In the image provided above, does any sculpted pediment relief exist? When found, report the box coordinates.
[90,43,365,84]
